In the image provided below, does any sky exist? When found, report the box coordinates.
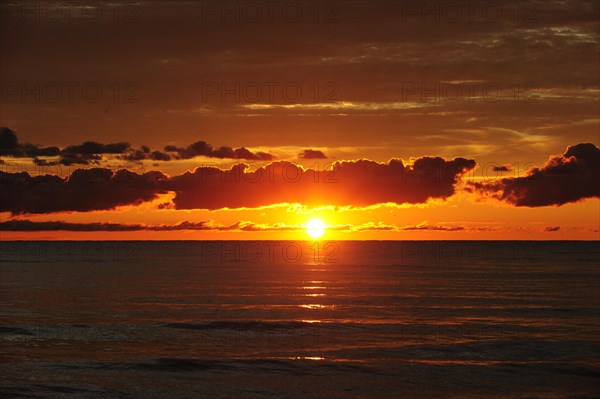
[0,0,599,240]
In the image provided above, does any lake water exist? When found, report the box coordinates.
[1,241,599,398]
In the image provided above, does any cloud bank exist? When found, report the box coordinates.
[468,143,600,206]
[0,128,275,165]
[0,219,483,233]
[0,168,168,214]
[0,157,475,214]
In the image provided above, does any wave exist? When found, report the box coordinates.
[55,357,384,376]
[163,320,318,331]
[0,326,33,335]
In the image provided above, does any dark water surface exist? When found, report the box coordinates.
[1,241,599,398]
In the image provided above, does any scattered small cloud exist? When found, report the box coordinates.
[298,149,328,159]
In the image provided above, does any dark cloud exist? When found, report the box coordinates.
[1,129,274,164]
[62,141,131,155]
[121,147,151,161]
[0,168,168,214]
[545,226,561,232]
[163,141,274,161]
[0,127,60,157]
[5,144,595,214]
[124,141,274,162]
[33,153,102,166]
[150,151,172,161]
[0,127,19,150]
[59,153,103,166]
[0,220,213,231]
[1,128,125,165]
[1,1,598,160]
[55,141,130,165]
[0,219,490,233]
[298,149,328,159]
[0,219,294,232]
[122,146,173,162]
[0,156,475,214]
[468,143,600,207]
[165,157,476,210]
[493,165,512,172]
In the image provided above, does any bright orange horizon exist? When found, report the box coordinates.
[1,1,599,240]
[1,143,598,240]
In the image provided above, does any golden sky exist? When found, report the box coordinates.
[0,0,598,240]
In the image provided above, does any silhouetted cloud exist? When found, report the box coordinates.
[0,127,60,157]
[298,149,328,159]
[0,220,213,231]
[2,1,599,169]
[150,151,172,161]
[468,143,600,206]
[0,219,496,233]
[165,157,476,210]
[6,143,596,214]
[163,141,274,161]
[493,165,512,172]
[0,127,19,150]
[0,168,168,214]
[544,226,561,232]
[1,127,130,165]
[0,129,274,164]
[62,141,130,155]
[57,141,130,165]
[122,146,173,162]
[0,156,475,214]
[0,219,299,232]
[33,154,103,166]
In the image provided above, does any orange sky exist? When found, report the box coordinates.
[0,1,598,240]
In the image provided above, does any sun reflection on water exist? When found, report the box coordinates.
[300,304,334,309]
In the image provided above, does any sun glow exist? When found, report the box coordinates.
[306,218,326,239]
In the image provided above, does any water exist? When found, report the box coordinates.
[1,241,599,398]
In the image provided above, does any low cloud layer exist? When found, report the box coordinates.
[0,128,275,165]
[166,158,476,210]
[0,168,167,214]
[298,149,328,159]
[1,127,131,166]
[0,156,475,214]
[0,219,298,232]
[160,141,274,161]
[0,219,215,231]
[0,127,60,158]
[0,219,480,233]
[3,142,596,215]
[468,143,600,207]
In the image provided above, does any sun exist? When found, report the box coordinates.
[306,218,326,239]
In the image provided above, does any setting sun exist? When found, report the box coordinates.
[306,218,326,239]
[1,1,599,399]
